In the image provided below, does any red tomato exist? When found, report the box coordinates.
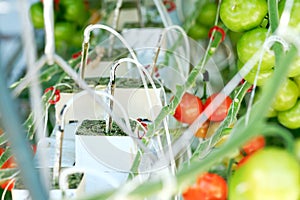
[183,172,228,200]
[241,135,265,155]
[1,156,17,169]
[173,93,203,124]
[204,93,232,122]
[183,186,204,200]
[31,144,37,154]
[0,150,17,191]
[1,180,15,191]
[0,156,17,191]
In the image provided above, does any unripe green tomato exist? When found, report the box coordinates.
[63,1,89,26]
[188,24,209,40]
[295,138,300,162]
[196,2,217,27]
[292,75,300,96]
[228,31,244,46]
[278,100,300,129]
[71,31,83,48]
[288,56,300,77]
[229,148,300,200]
[29,2,44,29]
[220,0,268,32]
[238,60,274,86]
[266,106,277,118]
[272,79,298,111]
[54,22,75,42]
[253,88,277,118]
[237,28,275,71]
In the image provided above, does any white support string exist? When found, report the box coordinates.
[278,0,294,36]
[80,24,139,78]
[154,25,191,79]
[18,0,49,192]
[12,55,47,97]
[83,24,138,61]
[153,0,173,28]
[43,0,55,65]
[157,172,177,199]
[108,0,123,57]
[111,57,162,118]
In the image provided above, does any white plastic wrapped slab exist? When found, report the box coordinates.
[55,86,162,124]
[75,135,137,193]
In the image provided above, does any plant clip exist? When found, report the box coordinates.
[137,118,152,139]
[44,86,61,105]
[240,79,254,93]
[163,0,176,12]
[208,26,226,43]
[72,51,82,59]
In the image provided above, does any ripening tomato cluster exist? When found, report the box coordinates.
[173,92,232,138]
[182,135,300,200]
[181,0,300,199]
[29,0,100,53]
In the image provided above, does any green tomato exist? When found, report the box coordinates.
[238,60,274,86]
[228,31,244,46]
[196,2,217,27]
[188,24,209,40]
[237,28,275,71]
[243,69,273,86]
[295,138,300,162]
[292,75,300,96]
[54,22,75,42]
[220,0,268,32]
[71,31,83,48]
[279,0,300,32]
[229,148,300,200]
[63,1,89,26]
[254,88,277,118]
[266,106,277,118]
[278,100,300,129]
[288,56,300,77]
[272,79,298,111]
[29,2,44,29]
